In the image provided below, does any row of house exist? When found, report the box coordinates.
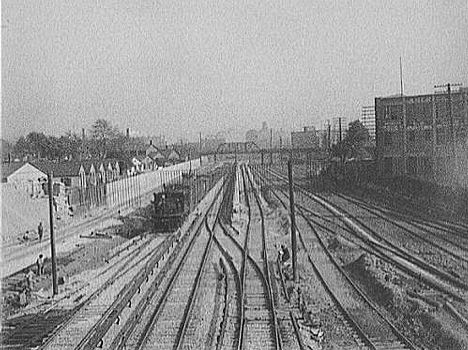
[1,142,192,197]
[130,144,182,172]
[2,159,129,198]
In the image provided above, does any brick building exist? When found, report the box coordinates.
[375,88,468,187]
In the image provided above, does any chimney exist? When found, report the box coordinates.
[126,128,130,138]
[82,128,85,140]
[304,126,308,132]
[150,140,153,146]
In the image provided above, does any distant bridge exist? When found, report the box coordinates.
[204,142,329,163]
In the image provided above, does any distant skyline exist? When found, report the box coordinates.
[2,0,468,142]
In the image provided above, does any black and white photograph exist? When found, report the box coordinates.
[1,1,467,349]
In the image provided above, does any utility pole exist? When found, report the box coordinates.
[287,160,298,282]
[327,121,331,151]
[338,118,343,163]
[199,132,202,167]
[400,57,407,175]
[270,128,273,165]
[47,173,58,296]
[434,83,462,157]
[338,117,342,143]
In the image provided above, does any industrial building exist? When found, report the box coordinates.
[291,126,320,149]
[375,87,468,188]
[361,106,376,142]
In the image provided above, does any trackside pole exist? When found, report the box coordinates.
[48,172,59,296]
[287,160,298,282]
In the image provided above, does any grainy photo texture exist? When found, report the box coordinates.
[1,1,467,349]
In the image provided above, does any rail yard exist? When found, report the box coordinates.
[1,159,467,350]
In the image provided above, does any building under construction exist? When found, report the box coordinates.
[375,87,468,188]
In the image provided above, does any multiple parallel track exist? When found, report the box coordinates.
[16,162,455,350]
[252,165,417,350]
[266,167,467,297]
[111,181,225,350]
[240,165,281,350]
[25,235,168,350]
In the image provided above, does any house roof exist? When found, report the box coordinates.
[147,150,164,160]
[1,162,26,181]
[29,160,101,177]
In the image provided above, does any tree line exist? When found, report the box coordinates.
[12,119,133,161]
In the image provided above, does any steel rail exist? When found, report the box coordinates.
[38,234,167,350]
[133,178,225,350]
[334,192,468,254]
[254,167,417,350]
[245,165,282,350]
[174,199,222,350]
[268,168,468,292]
[73,235,176,350]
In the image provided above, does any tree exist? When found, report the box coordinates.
[14,136,29,158]
[22,132,50,159]
[57,132,82,160]
[89,119,122,158]
[332,120,370,161]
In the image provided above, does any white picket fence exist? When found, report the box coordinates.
[105,158,205,208]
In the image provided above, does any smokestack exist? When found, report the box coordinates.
[82,128,85,140]
[126,128,130,138]
[150,140,153,146]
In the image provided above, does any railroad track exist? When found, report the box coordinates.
[335,192,468,251]
[20,178,224,350]
[106,179,225,350]
[1,234,163,350]
[265,167,468,297]
[251,165,417,350]
[240,164,281,350]
[277,164,468,233]
[38,234,175,350]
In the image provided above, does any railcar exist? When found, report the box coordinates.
[152,186,188,232]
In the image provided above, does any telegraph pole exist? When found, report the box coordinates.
[47,173,58,296]
[199,132,202,167]
[338,117,343,164]
[434,83,462,156]
[287,160,298,282]
[338,117,342,143]
[400,57,408,175]
[270,128,273,165]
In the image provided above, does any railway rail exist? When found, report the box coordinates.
[251,165,417,350]
[2,234,166,350]
[239,165,281,350]
[335,192,468,253]
[265,167,468,298]
[39,233,177,350]
[21,178,224,350]
[107,179,225,350]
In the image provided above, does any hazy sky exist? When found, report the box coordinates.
[2,0,468,142]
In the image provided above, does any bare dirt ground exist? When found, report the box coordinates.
[262,181,468,350]
[328,233,468,350]
[1,204,154,332]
